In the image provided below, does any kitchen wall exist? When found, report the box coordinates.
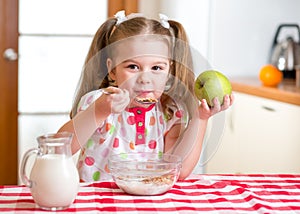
[139,0,300,77]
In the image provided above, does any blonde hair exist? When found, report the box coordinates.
[71,15,196,119]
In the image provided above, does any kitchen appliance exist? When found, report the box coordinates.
[269,23,300,79]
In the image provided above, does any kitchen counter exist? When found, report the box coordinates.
[230,77,300,106]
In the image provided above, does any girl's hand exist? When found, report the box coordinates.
[198,93,235,120]
[97,87,130,114]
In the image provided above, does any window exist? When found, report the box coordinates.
[18,0,107,182]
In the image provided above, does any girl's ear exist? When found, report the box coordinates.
[107,58,116,80]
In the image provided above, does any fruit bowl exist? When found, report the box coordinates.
[108,153,182,195]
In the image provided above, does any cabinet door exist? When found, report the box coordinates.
[206,92,300,174]
[234,93,300,173]
[205,106,239,173]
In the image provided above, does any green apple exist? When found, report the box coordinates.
[194,70,232,107]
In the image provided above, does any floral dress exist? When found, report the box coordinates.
[76,89,187,182]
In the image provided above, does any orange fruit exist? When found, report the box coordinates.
[259,64,283,87]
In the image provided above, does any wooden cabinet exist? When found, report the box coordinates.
[205,92,300,174]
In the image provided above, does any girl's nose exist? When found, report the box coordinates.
[137,71,151,84]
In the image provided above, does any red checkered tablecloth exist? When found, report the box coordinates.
[1,174,300,213]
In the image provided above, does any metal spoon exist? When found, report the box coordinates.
[134,97,158,105]
[101,89,158,104]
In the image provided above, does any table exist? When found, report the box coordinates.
[1,174,300,213]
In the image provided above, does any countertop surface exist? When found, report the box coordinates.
[230,77,300,106]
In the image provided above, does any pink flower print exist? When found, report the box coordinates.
[85,156,95,166]
[148,140,157,149]
[120,127,127,137]
[127,115,136,125]
[113,138,119,148]
[175,110,184,118]
[86,95,93,105]
[102,148,109,158]
[157,128,161,136]
[159,115,164,124]
[78,160,83,169]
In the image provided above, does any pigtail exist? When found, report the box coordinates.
[168,20,195,94]
[70,18,117,118]
[165,20,197,119]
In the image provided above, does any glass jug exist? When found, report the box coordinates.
[20,132,79,211]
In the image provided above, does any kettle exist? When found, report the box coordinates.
[269,24,300,79]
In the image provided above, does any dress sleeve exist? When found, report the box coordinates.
[77,89,103,113]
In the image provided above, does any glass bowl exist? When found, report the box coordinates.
[108,153,182,195]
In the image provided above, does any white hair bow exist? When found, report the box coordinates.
[114,10,170,29]
[159,13,170,29]
[114,10,127,25]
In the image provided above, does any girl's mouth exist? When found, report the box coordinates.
[133,90,158,105]
[134,97,158,105]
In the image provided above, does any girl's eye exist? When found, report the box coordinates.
[127,64,139,71]
[152,65,163,71]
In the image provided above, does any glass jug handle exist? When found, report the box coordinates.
[20,148,39,188]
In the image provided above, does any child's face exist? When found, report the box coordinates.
[108,55,170,106]
[107,37,171,107]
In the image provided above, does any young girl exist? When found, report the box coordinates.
[58,11,234,182]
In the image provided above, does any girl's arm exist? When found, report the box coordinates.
[165,117,207,180]
[58,88,130,154]
[58,99,109,154]
[165,94,234,180]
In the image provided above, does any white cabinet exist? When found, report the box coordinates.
[205,92,300,174]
